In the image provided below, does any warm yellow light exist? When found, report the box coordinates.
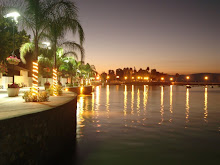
[116,76,119,78]
[132,77,134,79]
[137,77,140,79]
[96,76,100,80]
[144,77,149,80]
[32,62,38,96]
[107,76,110,79]
[204,76,208,80]
[80,86,84,94]
[65,88,68,92]
[53,68,58,96]
[161,77,164,81]
[186,76,190,80]
[124,76,127,80]
[170,77,173,81]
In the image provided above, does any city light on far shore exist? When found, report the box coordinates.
[144,77,149,80]
[137,77,140,80]
[161,77,164,81]
[186,76,190,80]
[204,76,208,80]
[170,77,173,81]
[116,76,119,78]
[124,76,127,80]
[107,76,110,79]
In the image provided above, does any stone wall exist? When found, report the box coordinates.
[0,97,77,165]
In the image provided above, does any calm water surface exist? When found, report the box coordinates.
[76,85,220,165]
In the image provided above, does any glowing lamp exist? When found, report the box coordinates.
[116,76,119,78]
[96,76,100,80]
[107,76,110,79]
[4,12,20,23]
[144,77,149,80]
[170,77,173,81]
[137,77,140,80]
[65,88,68,92]
[161,77,164,81]
[124,76,127,80]
[186,76,190,80]
[132,77,134,79]
[204,76,208,80]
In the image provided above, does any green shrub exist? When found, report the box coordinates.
[22,89,49,102]
[47,85,63,96]
[73,82,79,86]
[66,83,73,87]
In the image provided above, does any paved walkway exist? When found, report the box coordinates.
[0,89,76,120]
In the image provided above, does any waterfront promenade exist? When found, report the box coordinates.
[0,89,77,165]
[0,88,76,120]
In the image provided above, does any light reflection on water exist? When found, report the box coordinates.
[76,85,220,164]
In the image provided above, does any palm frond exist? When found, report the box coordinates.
[62,51,78,60]
[20,42,34,64]
[62,41,85,62]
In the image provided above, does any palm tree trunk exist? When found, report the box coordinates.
[32,34,39,94]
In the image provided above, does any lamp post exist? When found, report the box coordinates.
[186,76,190,84]
[204,76,208,85]
[4,12,20,84]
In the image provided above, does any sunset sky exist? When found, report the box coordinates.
[72,0,220,74]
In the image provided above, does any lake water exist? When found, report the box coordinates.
[76,85,220,165]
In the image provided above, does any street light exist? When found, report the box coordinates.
[4,12,20,23]
[5,12,20,84]
[170,77,173,81]
[42,42,51,49]
[186,76,190,80]
[124,76,127,80]
[161,77,164,81]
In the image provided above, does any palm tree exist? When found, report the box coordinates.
[2,0,82,91]
[59,58,81,85]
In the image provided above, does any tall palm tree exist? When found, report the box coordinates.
[1,0,83,90]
